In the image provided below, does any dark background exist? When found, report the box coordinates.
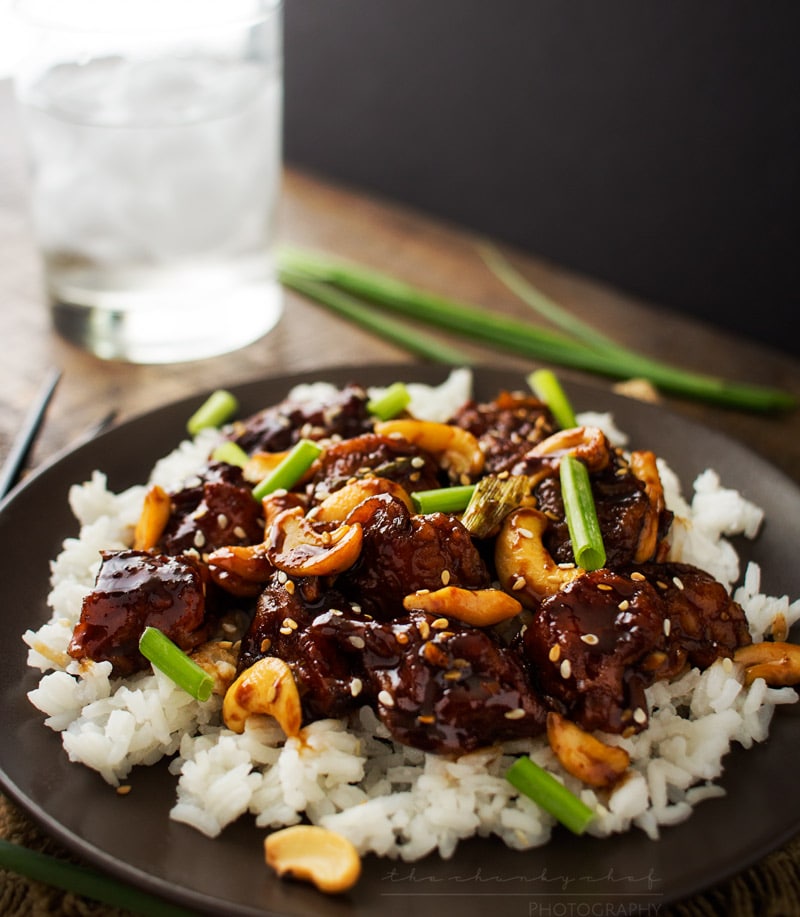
[282,1,799,357]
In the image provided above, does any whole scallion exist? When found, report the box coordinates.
[277,247,795,413]
[559,455,606,571]
[0,840,195,917]
[505,756,595,835]
[138,627,214,702]
[251,438,323,501]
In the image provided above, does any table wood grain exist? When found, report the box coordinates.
[1,77,799,916]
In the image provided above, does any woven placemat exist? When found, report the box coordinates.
[3,791,800,917]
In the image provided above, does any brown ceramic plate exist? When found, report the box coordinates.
[1,364,799,916]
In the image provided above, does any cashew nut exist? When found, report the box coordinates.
[373,419,485,483]
[403,586,522,627]
[268,506,363,577]
[264,825,361,894]
[223,656,302,736]
[207,543,273,597]
[547,711,630,788]
[628,450,667,562]
[495,506,583,606]
[133,484,171,551]
[530,425,611,473]
[310,477,414,523]
[734,641,800,687]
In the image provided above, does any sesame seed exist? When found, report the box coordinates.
[396,632,409,645]
[233,526,247,540]
[350,678,363,697]
[417,714,436,725]
[722,656,734,673]
[216,514,229,528]
[321,530,332,546]
[596,583,613,592]
[618,599,630,611]
[411,456,426,469]
[444,670,462,681]
[504,708,525,720]
[633,707,647,725]
[441,569,451,586]
[630,571,646,582]
[560,659,572,679]
[277,570,288,584]
[417,620,431,639]
[512,575,527,591]
[409,472,421,483]
[656,580,668,590]
[116,785,132,796]
[260,638,272,653]
[580,633,599,645]
[284,580,296,595]
[378,690,395,707]
[518,527,534,539]
[663,619,671,637]
[351,603,363,614]
[557,562,576,570]
[348,635,366,649]
[279,627,292,636]
[548,644,561,663]
[193,530,206,549]
[432,617,449,629]
[672,576,685,590]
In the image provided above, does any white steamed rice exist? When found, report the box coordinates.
[23,369,800,860]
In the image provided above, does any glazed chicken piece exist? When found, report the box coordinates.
[306,432,441,501]
[530,453,673,568]
[450,391,558,474]
[158,462,264,556]
[231,383,374,454]
[337,493,491,620]
[68,550,210,676]
[238,577,547,754]
[521,563,751,735]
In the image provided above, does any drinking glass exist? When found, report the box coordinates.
[13,0,284,363]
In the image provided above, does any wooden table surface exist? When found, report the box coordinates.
[1,76,799,916]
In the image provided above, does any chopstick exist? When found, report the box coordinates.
[0,368,62,500]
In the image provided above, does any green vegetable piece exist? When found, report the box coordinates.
[528,369,577,430]
[211,440,250,468]
[138,626,214,702]
[252,438,323,501]
[411,484,476,514]
[367,381,412,421]
[505,755,595,835]
[0,839,196,916]
[559,454,606,571]
[186,389,239,436]
[277,247,796,413]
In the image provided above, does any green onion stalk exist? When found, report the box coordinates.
[277,248,795,413]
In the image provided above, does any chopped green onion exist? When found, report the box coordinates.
[559,455,606,571]
[411,484,476,514]
[252,438,323,501]
[186,389,239,436]
[461,474,534,538]
[528,369,577,429]
[277,247,796,413]
[367,381,412,420]
[138,626,214,702]
[0,840,195,916]
[211,440,250,467]
[505,756,595,835]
